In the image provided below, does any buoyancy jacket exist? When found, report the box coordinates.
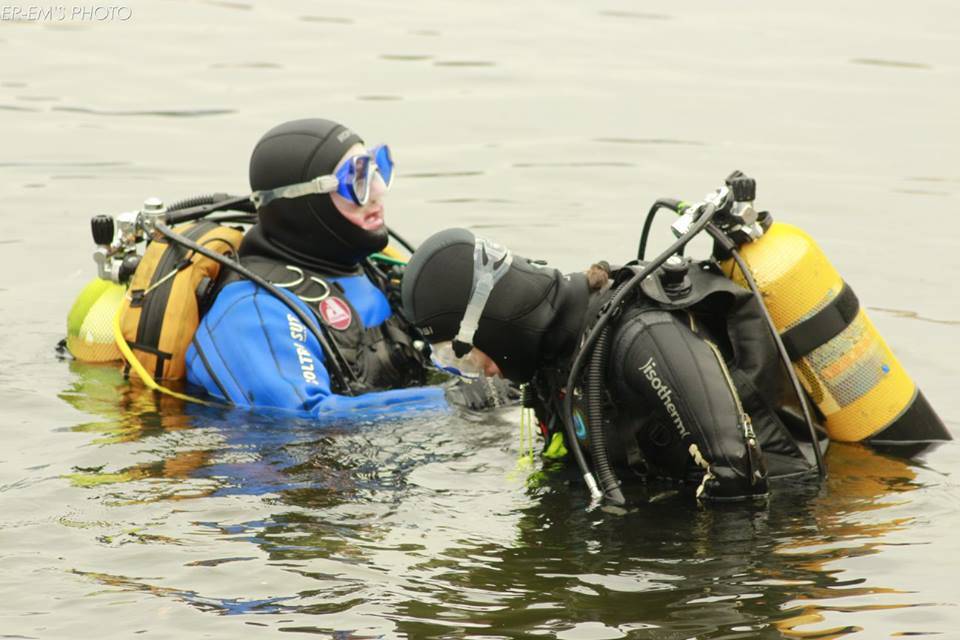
[185,256,447,420]
[529,262,819,500]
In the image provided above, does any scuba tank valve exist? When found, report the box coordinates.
[68,207,143,363]
[67,199,158,363]
[90,208,143,284]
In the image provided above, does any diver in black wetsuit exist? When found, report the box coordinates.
[400,228,821,501]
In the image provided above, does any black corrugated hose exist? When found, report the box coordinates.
[586,325,626,504]
[167,193,256,214]
[167,194,219,211]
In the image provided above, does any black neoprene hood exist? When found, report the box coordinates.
[402,228,590,382]
[243,118,389,273]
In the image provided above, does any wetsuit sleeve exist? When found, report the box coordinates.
[186,282,448,419]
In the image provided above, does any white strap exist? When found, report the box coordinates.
[250,175,339,209]
[454,237,513,351]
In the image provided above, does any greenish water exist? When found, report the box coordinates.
[1,0,959,637]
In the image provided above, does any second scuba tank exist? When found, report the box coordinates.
[722,221,947,443]
[66,278,126,363]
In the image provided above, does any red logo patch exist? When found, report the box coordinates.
[319,297,353,331]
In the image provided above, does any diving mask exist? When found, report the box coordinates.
[251,143,395,209]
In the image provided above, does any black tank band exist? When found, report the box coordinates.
[781,282,859,361]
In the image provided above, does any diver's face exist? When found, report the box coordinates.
[331,142,387,231]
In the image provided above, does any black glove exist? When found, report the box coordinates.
[445,376,521,411]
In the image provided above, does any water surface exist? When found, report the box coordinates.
[1,0,958,637]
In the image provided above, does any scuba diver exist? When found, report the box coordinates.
[65,118,514,417]
[400,173,951,503]
[184,118,515,415]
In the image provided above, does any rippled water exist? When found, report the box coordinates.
[1,0,959,637]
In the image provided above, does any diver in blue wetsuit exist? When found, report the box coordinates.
[185,119,510,418]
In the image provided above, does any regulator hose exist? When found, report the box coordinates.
[585,324,625,504]
[167,193,219,212]
[637,198,685,260]
[165,194,257,226]
[386,226,416,254]
[167,193,257,214]
[153,220,360,395]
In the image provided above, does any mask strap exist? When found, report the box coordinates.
[452,238,513,358]
[250,175,339,209]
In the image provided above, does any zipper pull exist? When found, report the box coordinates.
[741,415,766,486]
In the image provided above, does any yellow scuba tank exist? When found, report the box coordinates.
[66,277,126,363]
[722,221,945,442]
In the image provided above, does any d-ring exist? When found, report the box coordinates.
[298,277,331,302]
[273,265,305,288]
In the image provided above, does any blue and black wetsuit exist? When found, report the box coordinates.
[184,118,518,419]
[186,256,447,420]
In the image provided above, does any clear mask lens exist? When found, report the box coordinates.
[352,155,372,205]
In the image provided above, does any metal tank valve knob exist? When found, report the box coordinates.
[91,215,115,247]
[726,171,756,203]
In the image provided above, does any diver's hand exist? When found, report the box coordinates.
[445,376,520,411]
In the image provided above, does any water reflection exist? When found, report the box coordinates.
[57,362,950,637]
[60,361,412,503]
[201,0,252,11]
[378,444,936,638]
[433,61,497,68]
[513,161,635,168]
[380,55,432,62]
[51,106,234,117]
[71,569,297,614]
[850,58,931,70]
[597,10,672,21]
[594,137,705,146]
[209,62,282,69]
[299,15,354,24]
[869,306,960,326]
[774,444,932,639]
[405,171,485,179]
